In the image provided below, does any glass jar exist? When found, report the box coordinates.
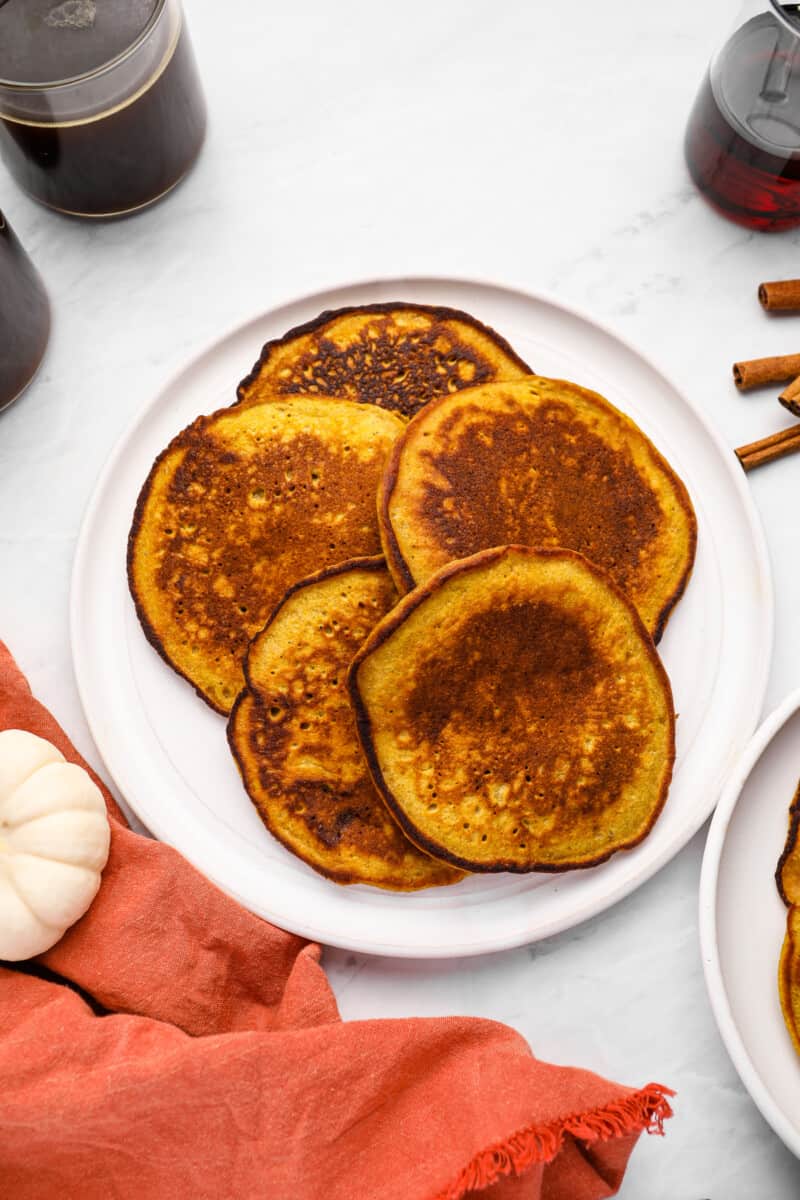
[0,209,50,412]
[0,0,206,218]
[685,1,800,230]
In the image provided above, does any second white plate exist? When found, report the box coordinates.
[71,276,772,956]
[701,690,800,1159]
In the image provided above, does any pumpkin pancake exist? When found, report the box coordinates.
[236,302,532,419]
[228,558,462,890]
[348,546,675,873]
[779,909,800,1058]
[776,778,800,906]
[379,376,697,641]
[776,780,800,1058]
[128,396,404,714]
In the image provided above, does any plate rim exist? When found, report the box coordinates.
[699,686,800,1159]
[70,273,775,957]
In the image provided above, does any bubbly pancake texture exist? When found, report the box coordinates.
[236,303,532,418]
[349,546,675,873]
[228,559,461,890]
[128,397,404,714]
[380,376,697,640]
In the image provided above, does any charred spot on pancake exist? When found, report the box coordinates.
[236,303,532,419]
[349,546,675,873]
[269,326,495,411]
[226,558,462,890]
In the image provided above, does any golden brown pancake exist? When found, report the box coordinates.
[777,778,800,906]
[349,546,675,873]
[779,910,800,1058]
[228,558,462,890]
[236,303,532,418]
[128,396,404,714]
[776,780,800,1058]
[379,376,697,641]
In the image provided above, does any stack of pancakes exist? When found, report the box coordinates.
[128,302,696,890]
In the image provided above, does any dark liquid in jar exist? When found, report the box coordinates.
[0,2,206,216]
[685,15,800,231]
[0,212,50,411]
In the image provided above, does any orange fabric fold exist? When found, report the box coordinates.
[0,641,673,1199]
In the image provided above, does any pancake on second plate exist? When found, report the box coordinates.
[776,778,800,907]
[128,396,404,714]
[779,909,800,1058]
[236,302,532,419]
[776,780,800,1057]
[379,376,697,641]
[228,558,462,890]
[348,545,675,873]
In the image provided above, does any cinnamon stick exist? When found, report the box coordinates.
[759,280,800,312]
[733,353,800,389]
[780,375,800,417]
[736,424,800,471]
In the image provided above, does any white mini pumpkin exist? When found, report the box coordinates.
[0,729,110,961]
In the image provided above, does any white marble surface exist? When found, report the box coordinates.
[2,0,800,1194]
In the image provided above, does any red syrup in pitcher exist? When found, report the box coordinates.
[685,13,800,231]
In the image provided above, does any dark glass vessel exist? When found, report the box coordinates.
[0,210,50,412]
[685,7,800,231]
[0,0,206,218]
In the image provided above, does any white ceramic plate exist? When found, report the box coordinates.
[700,690,800,1158]
[71,276,772,957]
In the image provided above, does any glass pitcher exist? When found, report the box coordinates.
[685,1,800,230]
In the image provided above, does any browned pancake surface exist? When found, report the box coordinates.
[776,779,800,1057]
[380,376,697,640]
[228,559,461,889]
[128,397,404,713]
[236,303,531,418]
[349,546,675,872]
[780,910,800,1058]
[777,778,800,906]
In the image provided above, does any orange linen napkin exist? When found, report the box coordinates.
[0,641,673,1200]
